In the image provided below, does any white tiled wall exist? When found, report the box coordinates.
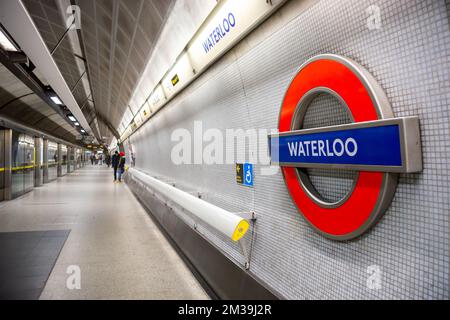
[125,0,449,299]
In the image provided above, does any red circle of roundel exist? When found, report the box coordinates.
[279,58,384,238]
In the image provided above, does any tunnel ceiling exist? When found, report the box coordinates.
[23,0,175,141]
[0,63,81,144]
[21,0,99,137]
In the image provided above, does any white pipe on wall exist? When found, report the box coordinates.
[129,168,250,241]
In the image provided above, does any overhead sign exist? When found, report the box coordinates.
[119,0,287,139]
[134,112,143,126]
[148,85,166,113]
[270,54,422,240]
[141,102,151,119]
[171,74,179,86]
[188,0,286,72]
[130,121,137,131]
[162,53,194,98]
[201,12,236,54]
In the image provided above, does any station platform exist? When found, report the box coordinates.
[0,0,448,302]
[0,165,208,300]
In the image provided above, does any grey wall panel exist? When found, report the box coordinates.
[126,0,449,299]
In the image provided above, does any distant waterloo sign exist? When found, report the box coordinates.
[188,0,286,72]
[269,54,423,240]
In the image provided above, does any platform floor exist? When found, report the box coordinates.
[0,165,208,300]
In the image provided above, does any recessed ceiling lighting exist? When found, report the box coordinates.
[74,122,80,126]
[0,30,18,52]
[68,115,76,122]
[80,129,86,133]
[50,96,63,105]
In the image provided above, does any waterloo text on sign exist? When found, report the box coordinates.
[269,117,421,173]
[202,12,236,53]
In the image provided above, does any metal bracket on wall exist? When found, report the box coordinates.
[235,211,257,221]
[189,210,257,270]
[236,212,257,270]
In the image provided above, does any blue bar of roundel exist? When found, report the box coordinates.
[271,125,402,166]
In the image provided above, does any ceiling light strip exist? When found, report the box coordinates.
[0,29,18,51]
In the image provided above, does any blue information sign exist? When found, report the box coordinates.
[243,163,253,187]
[270,124,403,168]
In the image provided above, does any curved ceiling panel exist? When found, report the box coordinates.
[23,0,175,143]
[0,62,80,143]
[22,0,93,134]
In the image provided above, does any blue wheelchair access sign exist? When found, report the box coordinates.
[243,163,253,187]
[236,163,253,187]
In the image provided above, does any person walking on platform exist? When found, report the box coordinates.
[90,154,94,165]
[105,153,111,168]
[118,152,126,183]
[111,151,119,182]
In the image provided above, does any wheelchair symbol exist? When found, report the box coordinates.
[243,164,253,187]
[245,171,252,183]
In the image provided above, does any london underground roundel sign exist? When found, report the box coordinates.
[269,54,422,240]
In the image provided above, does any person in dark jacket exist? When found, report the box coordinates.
[117,152,126,182]
[105,154,111,168]
[111,151,119,182]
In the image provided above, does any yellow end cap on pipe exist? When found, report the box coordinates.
[231,219,250,242]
